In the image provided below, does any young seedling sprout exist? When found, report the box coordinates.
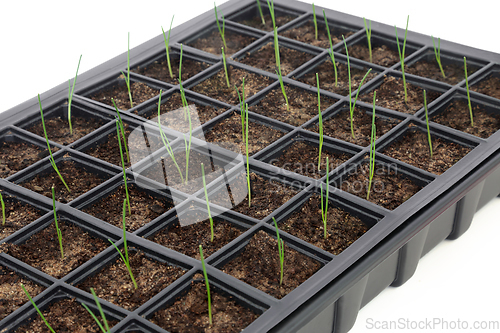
[236,79,251,207]
[199,245,212,325]
[395,16,409,103]
[316,73,323,170]
[81,288,110,333]
[38,94,71,193]
[214,3,228,52]
[221,47,230,88]
[109,199,138,289]
[363,18,372,63]
[67,54,82,135]
[256,0,265,25]
[323,10,338,87]
[21,284,55,333]
[52,186,64,259]
[464,56,474,127]
[312,3,318,40]
[121,32,134,109]
[111,98,130,164]
[266,0,276,30]
[432,36,446,78]
[320,156,329,239]
[274,27,289,111]
[201,163,215,242]
[179,44,193,182]
[115,120,131,215]
[1,191,5,226]
[367,91,377,200]
[424,90,433,158]
[161,16,175,80]
[272,217,285,285]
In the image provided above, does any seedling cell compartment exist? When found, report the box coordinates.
[0,0,499,332]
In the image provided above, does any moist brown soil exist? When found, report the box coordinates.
[133,57,209,84]
[0,197,43,241]
[82,185,173,232]
[0,141,50,178]
[360,75,441,114]
[222,230,320,299]
[0,265,45,321]
[308,107,400,147]
[204,112,285,156]
[280,195,369,255]
[382,128,472,175]
[187,30,256,56]
[337,163,423,210]
[151,279,259,333]
[235,13,295,32]
[89,81,159,111]
[271,141,351,179]
[17,297,117,332]
[151,219,243,260]
[239,42,315,76]
[432,99,500,138]
[28,116,104,146]
[281,21,354,49]
[344,43,400,67]
[21,160,109,204]
[0,220,108,279]
[250,85,336,126]
[296,61,378,96]
[191,65,272,105]
[406,59,478,85]
[77,250,185,311]
[471,74,500,99]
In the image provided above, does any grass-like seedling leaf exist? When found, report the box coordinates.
[424,90,433,158]
[272,217,285,285]
[236,80,251,207]
[1,191,5,226]
[111,99,130,164]
[81,288,110,333]
[201,163,214,242]
[115,121,131,215]
[179,44,193,183]
[367,91,376,200]
[52,186,64,259]
[274,27,289,111]
[21,284,56,333]
[38,94,71,193]
[236,77,246,135]
[266,0,276,30]
[68,54,82,135]
[395,16,409,103]
[199,245,212,325]
[432,36,446,78]
[312,3,318,40]
[109,199,137,289]
[316,73,323,170]
[256,0,265,25]
[221,47,230,88]
[320,156,329,239]
[363,18,372,63]
[214,3,228,52]
[323,10,338,87]
[161,16,175,80]
[464,56,474,127]
[120,32,134,109]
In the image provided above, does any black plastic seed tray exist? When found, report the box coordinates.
[1,0,500,332]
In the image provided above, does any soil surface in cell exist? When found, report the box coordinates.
[133,57,210,84]
[0,197,43,241]
[471,74,500,100]
[235,12,295,32]
[281,21,354,49]
[0,141,51,178]
[344,42,400,67]
[187,30,256,56]
[89,81,160,111]
[406,58,478,85]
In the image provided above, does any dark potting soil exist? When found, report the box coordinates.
[271,141,351,179]
[191,65,272,105]
[21,160,109,204]
[280,194,369,255]
[0,220,108,279]
[187,30,257,56]
[382,128,473,175]
[432,99,500,138]
[406,58,478,85]
[234,13,295,32]
[151,279,260,333]
[471,74,500,100]
[337,163,423,210]
[308,107,400,147]
[82,185,173,232]
[281,21,354,49]
[0,141,50,178]
[89,81,160,111]
[250,85,336,126]
[77,250,185,311]
[203,112,286,156]
[360,75,441,114]
[0,197,43,241]
[344,43,400,67]
[222,230,321,299]
[133,57,210,85]
[239,42,315,76]
[0,265,45,321]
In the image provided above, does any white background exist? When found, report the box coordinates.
[1,1,499,332]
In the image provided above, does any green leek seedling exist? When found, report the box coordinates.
[214,3,228,52]
[52,186,64,259]
[221,47,230,88]
[111,98,130,164]
[256,0,265,25]
[424,90,433,158]
[395,16,409,103]
[316,73,323,170]
[363,18,372,63]
[121,32,134,109]
[236,77,246,135]
[1,191,5,226]
[21,284,55,333]
[367,91,376,200]
[161,16,175,80]
[244,103,251,207]
[464,56,474,127]
[115,121,131,215]
[266,0,276,30]
[179,44,193,182]
[199,245,212,325]
[201,163,214,242]
[274,27,289,111]
[272,217,285,285]
[38,94,71,193]
[323,10,338,87]
[109,199,137,289]
[68,54,82,135]
[432,36,446,78]
[81,288,110,333]
[320,156,329,239]
[312,3,318,40]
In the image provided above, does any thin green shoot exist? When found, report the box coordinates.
[161,16,175,79]
[272,217,285,285]
[109,199,137,289]
[244,103,251,207]
[38,94,71,193]
[432,36,445,78]
[312,3,318,40]
[342,36,372,139]
[424,90,433,158]
[214,3,228,52]
[178,45,193,183]
[120,32,133,109]
[52,186,64,259]
[21,284,55,333]
[68,54,82,135]
[395,16,409,103]
[363,18,372,63]
[274,27,289,111]
[266,0,276,30]
[81,288,110,333]
[464,56,474,127]
[221,47,230,88]
[367,91,376,200]
[1,191,5,226]
[236,77,246,136]
[201,163,214,242]
[199,245,212,325]
[256,0,265,25]
[111,99,130,164]
[115,121,131,215]
[179,44,189,121]
[316,73,323,171]
[320,156,329,239]
[323,10,337,87]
